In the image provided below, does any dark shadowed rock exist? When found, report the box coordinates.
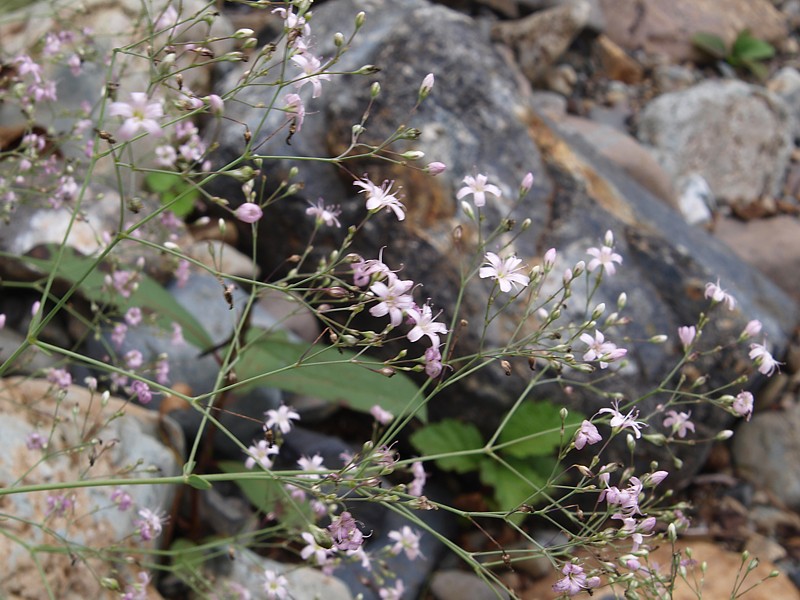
[208,0,799,486]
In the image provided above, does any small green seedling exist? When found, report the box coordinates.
[692,30,776,80]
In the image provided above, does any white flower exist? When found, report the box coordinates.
[586,243,622,276]
[265,405,300,434]
[479,252,530,293]
[245,440,279,470]
[456,174,501,207]
[407,304,447,347]
[369,273,415,327]
[704,279,736,311]
[290,52,330,98]
[305,198,341,227]
[749,340,780,376]
[263,570,288,599]
[354,177,406,221]
[387,526,422,560]
[108,93,164,141]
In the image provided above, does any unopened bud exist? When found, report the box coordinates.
[334,32,345,47]
[234,28,254,39]
[521,218,531,230]
[379,367,396,378]
[617,292,627,310]
[642,433,666,446]
[649,334,668,344]
[427,161,446,175]
[418,72,434,100]
[667,522,678,542]
[355,11,366,28]
[520,171,534,195]
[401,150,425,160]
[559,407,568,421]
[500,360,512,376]
[356,64,380,75]
[715,429,734,441]
[626,433,636,452]
[604,229,615,246]
[242,37,258,49]
[352,124,365,137]
[370,81,381,98]
[326,287,350,298]
[461,201,475,220]
[576,465,593,478]
[592,303,606,319]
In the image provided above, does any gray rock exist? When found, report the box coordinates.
[637,80,794,205]
[199,548,353,600]
[733,402,800,511]
[652,64,697,95]
[768,66,800,140]
[210,0,799,486]
[491,0,591,81]
[430,569,511,600]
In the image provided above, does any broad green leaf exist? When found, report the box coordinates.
[235,329,426,421]
[409,419,484,472]
[168,538,207,573]
[145,172,199,217]
[218,460,312,528]
[480,456,554,523]
[497,401,582,459]
[732,31,775,61]
[691,32,727,60]
[12,247,214,349]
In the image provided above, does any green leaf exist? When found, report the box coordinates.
[168,538,207,574]
[235,330,426,421]
[185,474,212,490]
[732,31,775,62]
[742,58,770,80]
[691,32,728,60]
[145,172,199,217]
[479,456,554,523]
[497,401,582,459]
[11,246,214,350]
[217,460,312,528]
[409,419,484,473]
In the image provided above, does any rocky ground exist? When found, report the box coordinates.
[3,0,800,597]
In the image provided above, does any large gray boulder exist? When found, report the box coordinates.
[207,0,799,483]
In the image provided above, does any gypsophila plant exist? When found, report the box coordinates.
[0,1,783,598]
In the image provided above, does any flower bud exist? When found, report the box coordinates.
[234,28,254,39]
[617,292,627,310]
[356,64,380,75]
[715,429,734,441]
[401,150,425,160]
[604,229,615,246]
[461,201,475,220]
[520,171,534,195]
[334,32,345,47]
[500,360,512,376]
[649,334,668,344]
[543,248,557,270]
[370,81,381,98]
[426,161,446,175]
[418,72,434,100]
[355,11,366,28]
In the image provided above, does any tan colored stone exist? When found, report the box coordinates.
[595,34,644,84]
[597,0,787,62]
[0,377,180,598]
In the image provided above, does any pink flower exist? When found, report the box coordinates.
[26,432,47,450]
[742,319,762,339]
[732,391,754,420]
[135,508,166,541]
[520,172,534,195]
[543,248,557,270]
[580,330,627,369]
[125,349,143,369]
[704,279,736,311]
[749,340,780,376]
[328,511,364,551]
[379,580,406,600]
[354,178,406,221]
[419,72,435,97]
[662,410,695,438]
[46,493,75,518]
[574,420,602,450]
[205,94,224,114]
[284,93,306,132]
[552,562,600,596]
[456,173,501,207]
[370,404,394,425]
[387,526,422,560]
[424,344,443,379]
[108,93,164,141]
[306,198,341,227]
[408,461,427,496]
[369,273,415,327]
[298,454,325,478]
[235,202,263,223]
[647,471,669,486]
[677,325,696,350]
[130,380,152,404]
[125,307,143,326]
[598,401,646,439]
[479,252,530,293]
[111,487,133,511]
[351,252,392,287]
[47,367,72,389]
[586,238,623,276]
[407,304,448,347]
[290,53,330,98]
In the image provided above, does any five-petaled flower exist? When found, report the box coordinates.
[135,507,166,542]
[749,340,780,376]
[662,410,695,438]
[574,420,602,450]
[245,440,279,470]
[305,197,341,228]
[354,178,406,221]
[704,279,736,311]
[108,93,164,141]
[290,52,330,98]
[370,273,415,327]
[586,241,623,276]
[552,562,600,597]
[407,304,448,347]
[263,570,289,600]
[265,405,300,434]
[598,400,646,439]
[387,526,422,560]
[456,174,501,207]
[732,391,754,420]
[580,329,627,369]
[479,252,530,293]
